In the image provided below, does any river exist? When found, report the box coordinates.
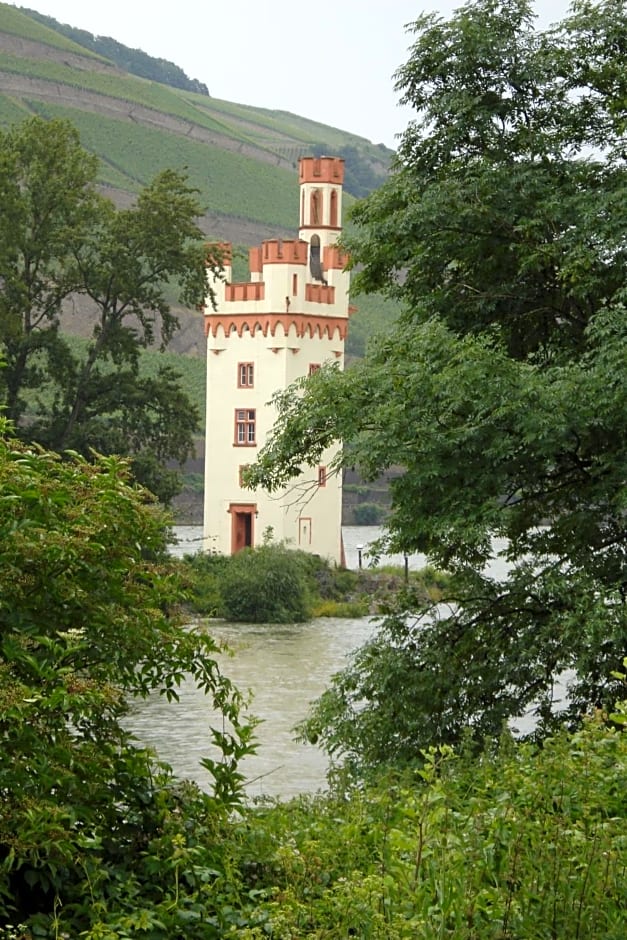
[125,526,513,799]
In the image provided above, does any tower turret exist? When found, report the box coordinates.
[203,157,351,563]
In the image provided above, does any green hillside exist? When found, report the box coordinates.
[0,2,400,518]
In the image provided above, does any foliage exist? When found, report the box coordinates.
[0,116,211,502]
[1,421,623,937]
[216,544,314,624]
[353,501,384,524]
[246,0,627,769]
[229,714,627,938]
[0,421,256,935]
[181,550,232,616]
[182,544,366,621]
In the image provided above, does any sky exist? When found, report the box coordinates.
[6,0,572,149]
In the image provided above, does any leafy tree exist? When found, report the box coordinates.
[247,0,627,770]
[0,117,213,502]
[0,419,255,934]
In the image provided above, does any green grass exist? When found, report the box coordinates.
[0,52,240,134]
[26,101,299,228]
[0,2,103,56]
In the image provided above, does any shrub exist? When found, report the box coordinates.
[353,501,384,524]
[180,550,230,615]
[219,544,313,623]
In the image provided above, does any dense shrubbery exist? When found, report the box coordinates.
[227,713,627,938]
[0,423,255,935]
[220,544,313,623]
[180,545,454,622]
[1,423,624,936]
[181,543,364,622]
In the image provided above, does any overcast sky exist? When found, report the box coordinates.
[8,0,573,148]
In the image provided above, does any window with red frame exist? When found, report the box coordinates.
[309,363,321,376]
[234,409,256,446]
[318,466,327,487]
[238,362,254,387]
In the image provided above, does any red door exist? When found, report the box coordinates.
[229,503,256,553]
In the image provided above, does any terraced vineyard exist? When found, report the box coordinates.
[0,2,400,516]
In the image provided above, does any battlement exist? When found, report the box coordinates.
[323,245,349,270]
[305,283,336,304]
[225,281,265,302]
[299,156,345,185]
[261,239,308,265]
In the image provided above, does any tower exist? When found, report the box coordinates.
[203,156,350,563]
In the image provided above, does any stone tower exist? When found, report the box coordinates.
[203,156,350,563]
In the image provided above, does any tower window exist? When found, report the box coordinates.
[311,189,322,225]
[292,273,298,296]
[238,362,254,387]
[234,409,256,446]
[330,189,338,227]
[318,466,327,487]
[309,363,321,376]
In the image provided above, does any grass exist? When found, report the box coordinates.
[0,3,103,56]
[25,100,299,228]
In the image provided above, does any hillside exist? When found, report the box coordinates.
[0,3,401,520]
[0,3,398,358]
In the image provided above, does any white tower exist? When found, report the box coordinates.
[203,156,350,563]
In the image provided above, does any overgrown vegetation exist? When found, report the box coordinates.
[0,116,213,502]
[226,716,627,938]
[180,543,450,622]
[247,0,627,769]
[1,2,625,935]
[181,542,366,621]
[0,421,256,936]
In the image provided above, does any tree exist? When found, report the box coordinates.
[247,0,627,772]
[0,419,255,933]
[0,117,213,502]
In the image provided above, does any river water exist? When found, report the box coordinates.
[126,526,513,799]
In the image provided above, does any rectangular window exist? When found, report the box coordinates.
[238,362,254,387]
[318,466,327,487]
[292,273,298,295]
[234,409,256,446]
[238,464,250,487]
[308,363,321,376]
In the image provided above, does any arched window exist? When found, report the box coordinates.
[330,189,338,227]
[309,233,324,282]
[310,189,322,225]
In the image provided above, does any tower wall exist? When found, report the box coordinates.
[204,157,349,564]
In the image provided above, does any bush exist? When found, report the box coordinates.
[0,424,255,934]
[233,713,627,938]
[353,502,384,524]
[180,549,230,615]
[220,544,313,623]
